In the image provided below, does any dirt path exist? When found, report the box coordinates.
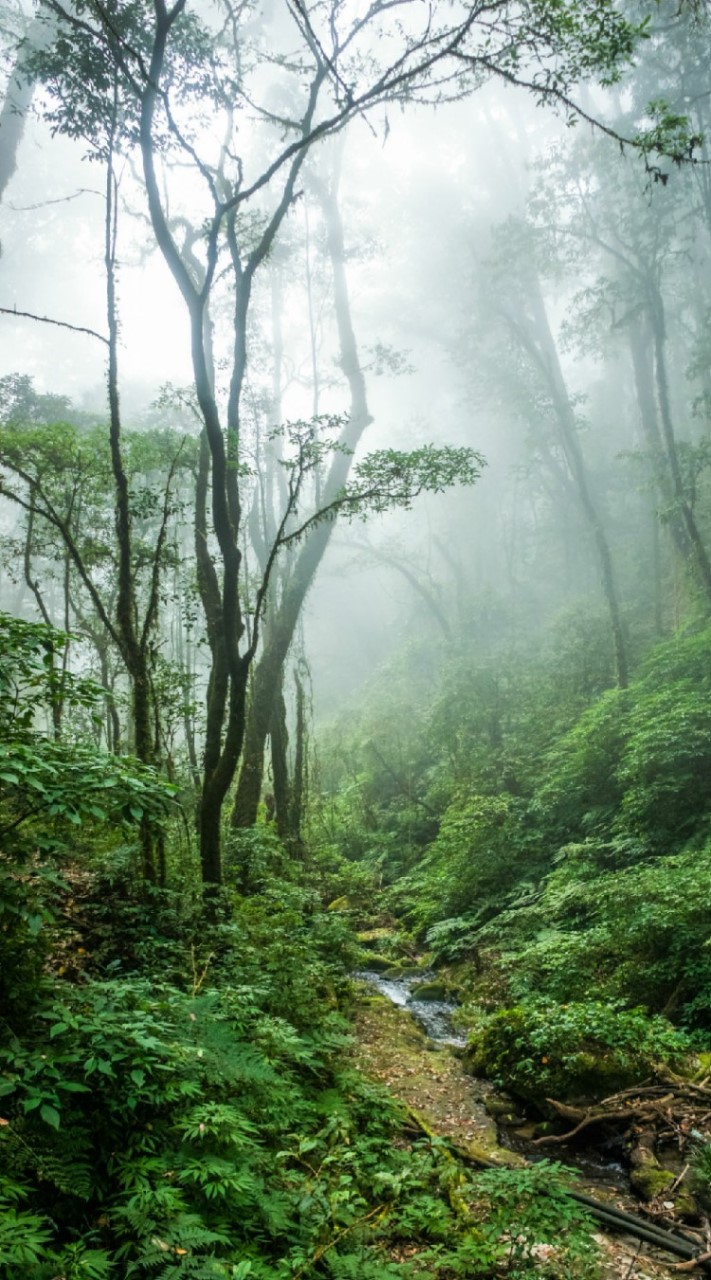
[351,989,684,1279]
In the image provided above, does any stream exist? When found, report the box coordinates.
[356,967,628,1191]
[354,968,704,1271]
[354,969,466,1047]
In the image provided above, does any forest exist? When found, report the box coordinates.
[2,0,711,1276]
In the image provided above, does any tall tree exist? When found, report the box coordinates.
[21,0,653,885]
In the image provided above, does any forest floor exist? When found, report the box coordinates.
[350,989,688,1280]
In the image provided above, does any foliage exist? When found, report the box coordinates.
[690,1140,711,1208]
[0,614,177,1020]
[451,1162,597,1279]
[464,998,692,1101]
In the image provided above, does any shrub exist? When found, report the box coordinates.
[464,998,693,1101]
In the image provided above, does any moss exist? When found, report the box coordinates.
[629,1165,674,1200]
[356,928,397,946]
[327,895,352,911]
[461,1139,527,1168]
[411,981,449,1001]
[357,953,394,973]
[693,1052,711,1079]
[673,1187,698,1220]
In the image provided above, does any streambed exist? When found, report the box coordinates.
[355,968,627,1193]
[354,969,466,1047]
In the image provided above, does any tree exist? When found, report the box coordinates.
[18,0,656,886]
[496,239,629,687]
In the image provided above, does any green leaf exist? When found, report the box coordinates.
[39,1104,60,1130]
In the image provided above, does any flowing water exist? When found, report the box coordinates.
[354,969,466,1047]
[355,968,627,1189]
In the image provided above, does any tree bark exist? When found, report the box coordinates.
[628,314,692,569]
[269,675,291,841]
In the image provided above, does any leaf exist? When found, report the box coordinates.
[40,1104,60,1130]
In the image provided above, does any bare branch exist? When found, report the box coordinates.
[0,305,109,345]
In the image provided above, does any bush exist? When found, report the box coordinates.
[464,998,693,1102]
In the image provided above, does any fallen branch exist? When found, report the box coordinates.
[532,1095,673,1147]
[674,1251,711,1272]
[532,1105,644,1146]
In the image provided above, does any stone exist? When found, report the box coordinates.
[411,981,449,1002]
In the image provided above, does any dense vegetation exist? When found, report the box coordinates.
[4,0,711,1275]
[0,612,607,1279]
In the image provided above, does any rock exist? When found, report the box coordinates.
[629,1132,676,1202]
[357,953,392,973]
[629,1165,675,1200]
[411,981,449,1002]
[672,1186,699,1221]
[356,928,396,946]
[484,1096,520,1120]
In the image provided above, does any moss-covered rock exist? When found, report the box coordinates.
[411,981,449,1002]
[357,953,393,973]
[462,999,692,1103]
[356,928,397,947]
[629,1165,674,1200]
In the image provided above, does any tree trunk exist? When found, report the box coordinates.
[232,150,373,827]
[269,676,291,842]
[628,315,692,569]
[513,276,629,689]
[290,666,307,850]
[646,283,711,610]
[0,16,51,203]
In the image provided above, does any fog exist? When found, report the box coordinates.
[1,0,709,844]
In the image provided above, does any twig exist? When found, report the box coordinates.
[622,1238,644,1280]
[190,945,214,996]
[671,1165,691,1195]
[673,1250,711,1271]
